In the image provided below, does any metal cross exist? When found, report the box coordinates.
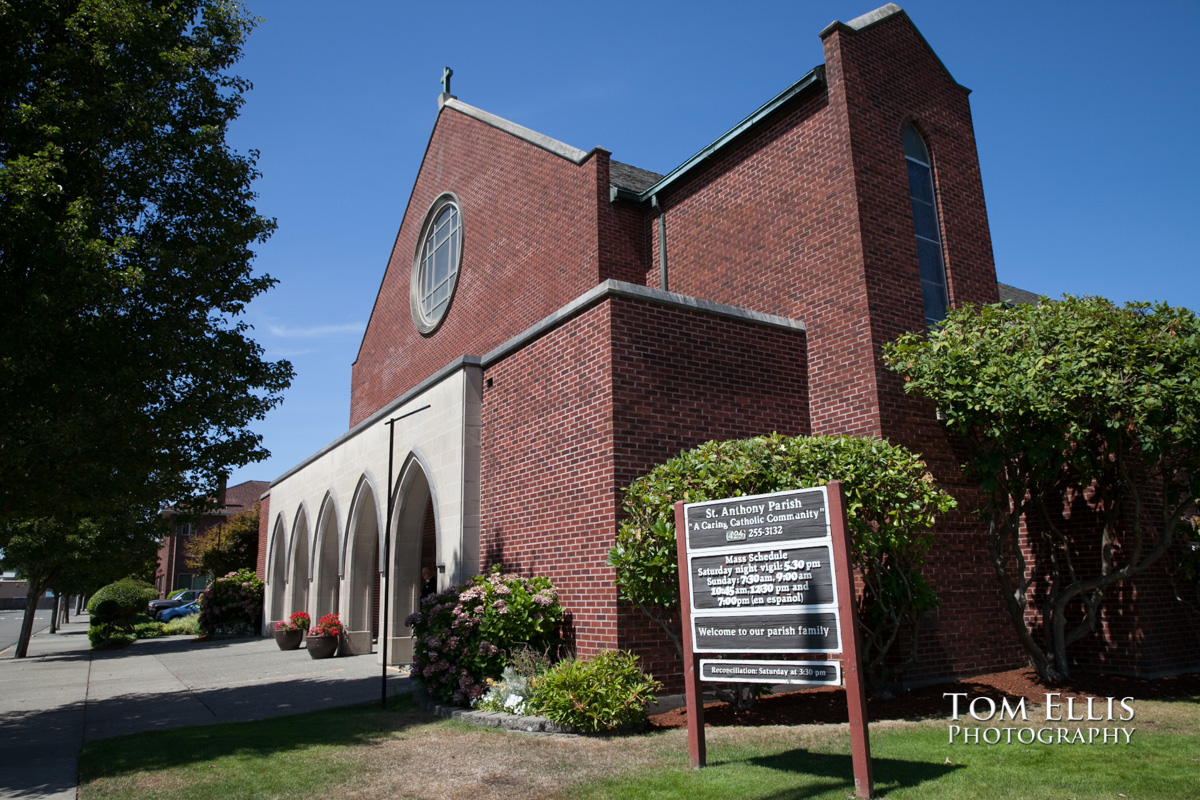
[441,66,453,95]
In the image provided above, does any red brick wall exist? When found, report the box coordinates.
[480,302,619,657]
[480,293,811,678]
[608,297,811,685]
[256,494,270,582]
[627,13,1024,682]
[649,86,882,441]
[1016,486,1200,677]
[341,10,1196,683]
[832,14,1019,681]
[350,107,606,427]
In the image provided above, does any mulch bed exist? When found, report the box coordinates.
[647,668,1200,729]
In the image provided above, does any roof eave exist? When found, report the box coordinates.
[628,65,826,205]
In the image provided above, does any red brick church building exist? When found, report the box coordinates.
[255,4,1198,684]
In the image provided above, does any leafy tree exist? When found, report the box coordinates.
[884,296,1200,683]
[0,510,160,657]
[0,0,292,525]
[184,502,260,578]
[608,434,956,690]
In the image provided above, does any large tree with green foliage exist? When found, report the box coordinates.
[184,501,259,578]
[608,434,956,690]
[0,0,292,525]
[1,510,160,657]
[884,296,1200,683]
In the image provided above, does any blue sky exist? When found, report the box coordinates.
[225,0,1199,487]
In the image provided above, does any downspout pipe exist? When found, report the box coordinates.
[651,195,667,292]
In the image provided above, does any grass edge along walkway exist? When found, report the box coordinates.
[79,695,1200,800]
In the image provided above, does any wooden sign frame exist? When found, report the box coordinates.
[674,480,873,798]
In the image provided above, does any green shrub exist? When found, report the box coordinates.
[88,625,135,649]
[406,568,563,705]
[609,433,956,689]
[162,614,200,636]
[198,569,263,637]
[86,579,157,648]
[133,621,166,639]
[87,578,157,627]
[530,650,661,732]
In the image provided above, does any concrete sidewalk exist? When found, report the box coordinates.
[0,621,412,799]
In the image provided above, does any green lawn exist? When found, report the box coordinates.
[79,695,1200,800]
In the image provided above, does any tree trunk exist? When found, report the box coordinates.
[14,580,45,658]
[49,594,60,634]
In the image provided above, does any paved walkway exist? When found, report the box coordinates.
[0,621,411,799]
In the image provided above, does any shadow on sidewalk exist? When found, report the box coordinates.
[0,670,413,798]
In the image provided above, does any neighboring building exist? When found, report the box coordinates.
[0,571,55,610]
[156,479,268,597]
[255,4,1199,682]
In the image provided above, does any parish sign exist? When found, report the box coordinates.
[673,481,873,798]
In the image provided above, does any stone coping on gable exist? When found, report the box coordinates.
[441,97,594,165]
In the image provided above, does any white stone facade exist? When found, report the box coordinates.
[263,364,482,663]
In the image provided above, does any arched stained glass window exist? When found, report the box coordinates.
[904,125,949,327]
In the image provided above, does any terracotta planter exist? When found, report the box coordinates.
[274,628,304,650]
[306,634,339,659]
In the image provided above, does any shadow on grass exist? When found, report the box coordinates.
[81,695,430,781]
[709,748,960,799]
[1,632,411,799]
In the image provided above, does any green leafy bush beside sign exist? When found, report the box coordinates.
[608,434,956,690]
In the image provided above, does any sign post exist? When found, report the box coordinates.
[674,480,872,798]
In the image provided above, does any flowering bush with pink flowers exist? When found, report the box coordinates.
[197,569,263,638]
[405,567,562,704]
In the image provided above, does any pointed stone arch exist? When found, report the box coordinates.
[286,503,311,618]
[384,450,441,663]
[266,515,288,626]
[342,473,382,655]
[312,491,341,620]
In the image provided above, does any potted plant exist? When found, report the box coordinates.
[306,613,344,659]
[273,612,311,650]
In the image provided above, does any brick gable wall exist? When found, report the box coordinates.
[350,107,606,427]
[648,85,879,441]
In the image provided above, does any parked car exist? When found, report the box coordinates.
[157,601,200,623]
[148,588,202,619]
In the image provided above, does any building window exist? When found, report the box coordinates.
[904,125,949,326]
[410,193,463,333]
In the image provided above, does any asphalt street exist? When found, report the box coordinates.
[0,608,50,655]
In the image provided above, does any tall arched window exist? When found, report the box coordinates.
[904,125,949,326]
